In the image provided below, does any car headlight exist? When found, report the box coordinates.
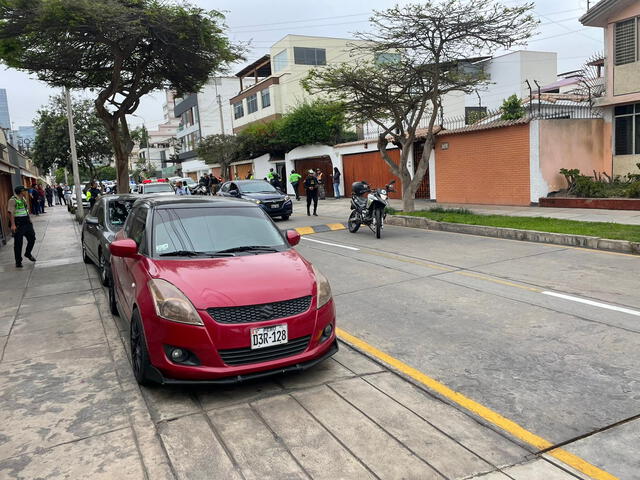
[148,279,203,325]
[284,195,291,202]
[312,265,332,309]
[252,199,262,204]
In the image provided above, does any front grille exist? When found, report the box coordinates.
[208,296,312,324]
[218,335,311,366]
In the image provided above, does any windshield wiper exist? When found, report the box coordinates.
[214,245,278,254]
[158,250,234,257]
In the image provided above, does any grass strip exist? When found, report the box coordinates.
[392,208,640,243]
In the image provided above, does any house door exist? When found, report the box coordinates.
[342,150,402,199]
[235,162,252,180]
[413,141,430,199]
[294,156,334,197]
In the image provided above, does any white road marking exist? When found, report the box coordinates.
[300,237,360,251]
[542,291,640,317]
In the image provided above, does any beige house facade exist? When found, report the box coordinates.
[581,0,640,176]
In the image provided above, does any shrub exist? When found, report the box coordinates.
[500,94,526,121]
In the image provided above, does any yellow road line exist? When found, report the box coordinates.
[336,327,618,480]
[454,271,542,292]
[295,226,316,236]
[362,249,454,272]
[327,223,347,231]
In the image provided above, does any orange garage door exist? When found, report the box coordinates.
[342,150,402,199]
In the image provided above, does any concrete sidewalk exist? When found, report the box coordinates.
[0,205,591,479]
[292,196,640,225]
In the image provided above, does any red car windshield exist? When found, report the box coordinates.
[152,207,287,257]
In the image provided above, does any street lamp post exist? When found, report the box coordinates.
[64,87,84,221]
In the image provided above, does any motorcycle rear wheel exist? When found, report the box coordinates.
[348,211,361,233]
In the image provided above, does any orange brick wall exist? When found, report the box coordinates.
[435,124,531,206]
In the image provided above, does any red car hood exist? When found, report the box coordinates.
[147,250,316,310]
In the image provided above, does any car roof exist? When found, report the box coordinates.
[102,193,138,202]
[134,195,257,209]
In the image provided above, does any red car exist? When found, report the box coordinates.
[108,196,337,385]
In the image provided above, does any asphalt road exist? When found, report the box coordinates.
[285,202,640,479]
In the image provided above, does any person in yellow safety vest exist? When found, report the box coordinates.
[289,170,302,201]
[8,186,36,268]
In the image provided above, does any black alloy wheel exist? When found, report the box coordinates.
[82,238,91,264]
[99,252,109,286]
[130,311,153,386]
[108,280,118,315]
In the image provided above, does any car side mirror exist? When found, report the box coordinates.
[85,216,99,226]
[109,238,139,258]
[286,229,301,247]
[229,189,239,197]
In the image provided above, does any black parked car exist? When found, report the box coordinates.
[217,180,293,220]
[81,194,137,285]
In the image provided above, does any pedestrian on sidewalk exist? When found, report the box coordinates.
[88,181,101,210]
[55,184,64,205]
[332,167,341,199]
[63,185,72,207]
[304,169,319,216]
[45,185,54,207]
[37,184,46,213]
[316,169,326,200]
[209,173,220,195]
[8,186,36,268]
[289,170,301,201]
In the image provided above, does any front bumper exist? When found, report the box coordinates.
[259,201,293,217]
[139,295,336,382]
[146,339,338,385]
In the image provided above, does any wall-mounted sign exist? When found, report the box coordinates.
[441,142,449,150]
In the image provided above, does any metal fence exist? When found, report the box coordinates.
[361,97,602,139]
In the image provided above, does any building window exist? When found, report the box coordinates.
[273,49,288,72]
[614,103,640,155]
[247,93,258,114]
[233,101,244,119]
[615,18,637,65]
[180,106,198,129]
[261,88,270,108]
[293,47,326,66]
[181,131,201,153]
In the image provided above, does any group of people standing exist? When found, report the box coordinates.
[287,167,342,217]
[198,173,222,195]
[21,183,71,216]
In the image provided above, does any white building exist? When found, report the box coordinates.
[463,51,557,118]
[174,77,237,180]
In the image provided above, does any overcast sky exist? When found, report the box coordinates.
[0,0,602,129]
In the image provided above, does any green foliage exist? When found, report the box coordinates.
[393,210,640,243]
[96,165,116,181]
[54,167,66,184]
[467,110,487,125]
[0,0,242,192]
[500,94,526,120]
[131,126,149,149]
[559,168,640,198]
[428,206,473,215]
[31,93,113,177]
[197,134,240,180]
[234,101,356,159]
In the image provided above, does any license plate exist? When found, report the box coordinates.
[250,324,288,349]
[270,203,279,209]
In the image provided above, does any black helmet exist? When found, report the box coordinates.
[352,181,369,195]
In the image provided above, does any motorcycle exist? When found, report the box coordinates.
[348,180,396,239]
[190,184,208,195]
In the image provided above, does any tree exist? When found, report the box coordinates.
[197,134,240,181]
[96,165,117,181]
[32,94,113,179]
[303,0,537,211]
[500,94,526,121]
[131,126,150,149]
[0,0,242,193]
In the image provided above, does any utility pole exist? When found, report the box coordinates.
[216,94,225,134]
[64,87,83,220]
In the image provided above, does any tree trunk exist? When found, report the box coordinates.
[101,118,133,194]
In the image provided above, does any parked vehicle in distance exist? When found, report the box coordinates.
[82,194,137,285]
[348,180,396,239]
[135,181,175,196]
[217,180,293,220]
[108,196,336,385]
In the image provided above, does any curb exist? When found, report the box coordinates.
[294,223,347,235]
[387,215,640,255]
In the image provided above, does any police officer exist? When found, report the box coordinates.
[304,170,319,216]
[8,186,36,268]
[289,170,302,201]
